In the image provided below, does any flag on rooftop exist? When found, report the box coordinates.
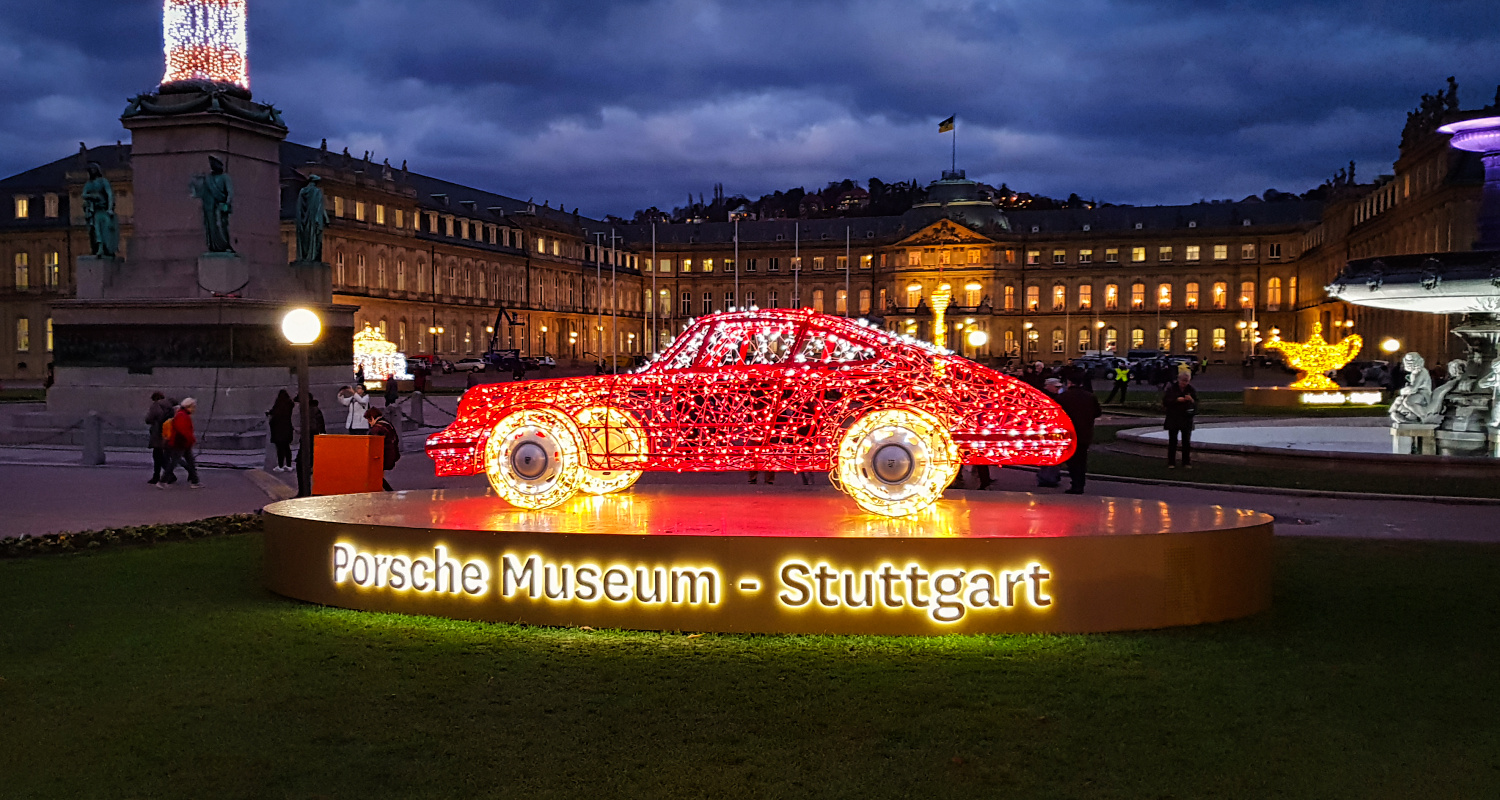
[938,115,955,133]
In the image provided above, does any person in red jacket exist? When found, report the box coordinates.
[160,397,203,489]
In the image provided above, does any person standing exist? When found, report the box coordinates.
[1104,362,1130,405]
[1056,372,1103,494]
[365,408,401,492]
[1035,377,1066,488]
[339,385,370,434]
[145,391,175,485]
[267,389,295,472]
[1163,371,1198,469]
[384,376,400,409]
[160,398,202,489]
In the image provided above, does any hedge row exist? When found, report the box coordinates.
[0,513,263,559]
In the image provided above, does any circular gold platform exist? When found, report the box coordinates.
[263,486,1274,635]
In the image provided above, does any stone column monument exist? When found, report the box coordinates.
[40,0,355,448]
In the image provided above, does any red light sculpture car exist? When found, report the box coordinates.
[427,309,1075,517]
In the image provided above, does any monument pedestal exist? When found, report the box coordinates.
[76,256,125,298]
[198,253,248,296]
[1391,423,1439,455]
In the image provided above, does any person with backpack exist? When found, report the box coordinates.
[145,391,176,485]
[160,397,202,489]
[365,408,401,491]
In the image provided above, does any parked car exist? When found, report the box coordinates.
[1070,356,1127,379]
[452,357,488,373]
[428,309,1076,517]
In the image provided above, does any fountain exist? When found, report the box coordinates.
[1328,111,1500,456]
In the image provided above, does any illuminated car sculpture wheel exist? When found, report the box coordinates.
[431,309,1076,518]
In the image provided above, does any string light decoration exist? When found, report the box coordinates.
[163,0,250,89]
[930,283,953,350]
[1263,322,1363,390]
[428,309,1076,517]
[353,326,413,383]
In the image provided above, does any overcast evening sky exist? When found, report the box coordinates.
[3,0,1499,217]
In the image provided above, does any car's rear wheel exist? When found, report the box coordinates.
[483,408,583,509]
[574,406,646,495]
[833,408,959,517]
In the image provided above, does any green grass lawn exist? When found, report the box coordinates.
[0,388,45,403]
[3,532,1499,798]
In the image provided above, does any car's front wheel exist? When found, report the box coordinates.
[574,406,646,495]
[483,408,583,509]
[833,408,959,517]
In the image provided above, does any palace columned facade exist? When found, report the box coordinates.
[0,106,1488,386]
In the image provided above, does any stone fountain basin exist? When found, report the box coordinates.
[1122,418,1392,455]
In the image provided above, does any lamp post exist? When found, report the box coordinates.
[282,308,322,498]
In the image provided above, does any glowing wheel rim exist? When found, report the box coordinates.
[835,408,959,518]
[483,409,583,509]
[574,406,647,495]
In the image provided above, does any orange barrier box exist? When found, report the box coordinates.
[312,434,384,496]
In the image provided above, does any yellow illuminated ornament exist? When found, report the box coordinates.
[930,284,953,349]
[353,326,413,382]
[1263,323,1362,390]
[573,406,647,495]
[163,0,250,89]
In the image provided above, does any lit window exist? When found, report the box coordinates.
[15,317,29,352]
[1213,282,1227,309]
[1212,328,1227,352]
[908,251,921,267]
[682,259,692,273]
[1004,285,1016,311]
[1078,284,1092,311]
[1185,245,1201,261]
[536,237,546,254]
[13,253,29,290]
[1004,330,1017,355]
[1289,277,1297,306]
[1026,285,1040,312]
[1266,277,1282,311]
[1131,327,1145,350]
[1052,284,1066,312]
[813,256,825,271]
[859,289,871,314]
[375,205,385,225]
[703,259,714,273]
[1130,247,1146,263]
[907,284,921,308]
[660,259,673,273]
[1131,282,1145,310]
[1213,244,1228,261]
[812,290,825,313]
[1158,246,1172,262]
[44,252,59,288]
[44,194,58,218]
[966,249,980,264]
[1052,328,1065,353]
[46,316,53,352]
[1026,250,1040,265]
[1158,327,1171,351]
[1105,248,1119,263]
[551,240,559,256]
[1104,283,1119,310]
[965,283,981,307]
[861,254,873,270]
[1157,282,1171,309]
[1027,329,1039,352]
[333,196,345,217]
[12,196,27,218]
[1185,282,1199,309]
[836,256,848,271]
[1078,249,1093,264]
[1240,281,1255,309]
[1185,327,1199,351]
[1104,327,1118,352]
[354,202,367,222]
[394,210,405,229]
[1053,250,1066,265]
[835,290,848,314]
[1241,243,1256,260]
[1077,328,1090,353]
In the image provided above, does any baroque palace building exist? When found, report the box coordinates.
[0,99,1487,386]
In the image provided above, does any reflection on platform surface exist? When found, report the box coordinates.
[268,485,1272,540]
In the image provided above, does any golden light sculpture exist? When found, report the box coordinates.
[573,406,647,496]
[930,283,953,349]
[1263,323,1362,390]
[353,325,412,382]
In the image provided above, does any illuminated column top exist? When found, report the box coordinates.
[163,0,249,90]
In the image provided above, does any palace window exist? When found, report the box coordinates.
[398,320,408,351]
[1026,328,1039,352]
[769,289,780,309]
[702,292,712,315]
[1004,285,1016,311]
[1212,282,1227,309]
[966,249,980,264]
[813,289,826,313]
[1266,277,1282,311]
[1078,284,1092,311]
[1026,250,1040,266]
[43,252,58,288]
[397,258,406,291]
[725,291,735,310]
[15,317,29,352]
[681,291,690,315]
[908,251,921,267]
[965,283,981,307]
[746,290,756,308]
[395,210,405,229]
[859,289,871,315]
[375,205,386,225]
[681,259,693,273]
[813,256,825,271]
[1131,282,1145,310]
[861,254,873,270]
[1104,283,1119,310]
[1185,327,1199,351]
[1131,247,1146,263]
[1004,330,1017,355]
[355,201,366,222]
[1158,327,1171,351]
[1268,243,1283,260]
[1105,248,1119,263]
[1289,277,1298,306]
[1186,245,1201,261]
[1159,246,1173,262]
[1053,250,1066,265]
[702,258,714,273]
[12,253,27,290]
[837,255,848,271]
[1213,328,1227,351]
[1213,244,1228,261]
[1077,328,1090,353]
[1240,281,1256,309]
[333,196,345,217]
[769,258,780,272]
[12,196,26,219]
[744,259,756,272]
[1078,249,1093,264]
[1052,284,1066,312]
[1241,243,1256,260]
[44,193,58,218]
[1130,327,1145,350]
[1157,282,1171,309]
[1026,285,1040,312]
[1052,328,1065,353]
[835,289,848,314]
[660,259,673,273]
[356,254,366,286]
[1104,327,1118,353]
[1184,282,1199,309]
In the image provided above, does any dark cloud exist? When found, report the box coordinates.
[1,0,1498,215]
